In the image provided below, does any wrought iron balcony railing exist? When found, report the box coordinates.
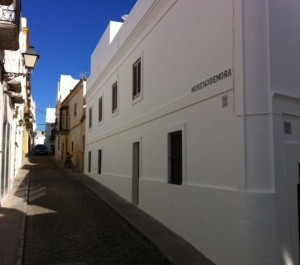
[0,0,21,50]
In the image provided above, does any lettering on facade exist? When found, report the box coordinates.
[191,68,233,93]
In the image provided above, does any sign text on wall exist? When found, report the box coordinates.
[191,68,232,93]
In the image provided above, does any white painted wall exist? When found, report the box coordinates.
[57,75,79,103]
[45,108,55,123]
[85,0,300,264]
[91,21,123,75]
[0,16,30,203]
[44,107,55,152]
[269,0,300,97]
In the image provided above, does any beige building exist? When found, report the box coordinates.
[56,78,86,171]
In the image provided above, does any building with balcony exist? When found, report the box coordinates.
[55,79,86,170]
[54,74,79,162]
[0,11,38,203]
[85,1,300,265]
[0,0,21,51]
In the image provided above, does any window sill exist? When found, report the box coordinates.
[132,93,143,106]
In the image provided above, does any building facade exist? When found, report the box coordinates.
[34,130,45,145]
[54,75,79,161]
[55,78,86,171]
[44,107,55,154]
[0,0,38,204]
[85,1,300,265]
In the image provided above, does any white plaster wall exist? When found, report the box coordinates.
[87,0,235,141]
[46,108,55,123]
[86,90,278,265]
[241,0,274,192]
[85,0,284,264]
[31,99,37,132]
[35,132,45,145]
[242,0,300,192]
[0,55,4,201]
[44,108,55,151]
[273,97,300,265]
[57,75,79,103]
[91,21,123,75]
[140,181,278,265]
[5,96,15,198]
[269,0,300,97]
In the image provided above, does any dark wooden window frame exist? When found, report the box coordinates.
[98,97,103,122]
[74,103,77,116]
[98,149,102,174]
[88,151,91,173]
[132,58,141,99]
[168,130,182,185]
[89,107,92,129]
[112,82,118,113]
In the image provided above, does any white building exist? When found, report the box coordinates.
[44,107,56,154]
[85,1,300,265]
[56,75,79,104]
[0,7,38,203]
[34,130,45,145]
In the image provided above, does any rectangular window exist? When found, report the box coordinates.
[168,131,182,185]
[98,97,103,122]
[88,151,91,173]
[89,107,92,128]
[132,58,141,99]
[74,103,77,116]
[112,82,118,113]
[98,149,102,174]
[59,106,69,131]
[71,141,74,152]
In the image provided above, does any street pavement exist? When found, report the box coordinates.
[0,164,29,265]
[23,156,171,265]
[1,156,215,265]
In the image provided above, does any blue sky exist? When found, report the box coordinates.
[22,0,137,131]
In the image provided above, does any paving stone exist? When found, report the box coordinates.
[23,156,171,265]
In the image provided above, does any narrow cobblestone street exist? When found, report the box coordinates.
[23,156,171,265]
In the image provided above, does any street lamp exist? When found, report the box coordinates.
[23,46,40,70]
[2,46,40,79]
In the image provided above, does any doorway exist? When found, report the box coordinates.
[132,142,140,205]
